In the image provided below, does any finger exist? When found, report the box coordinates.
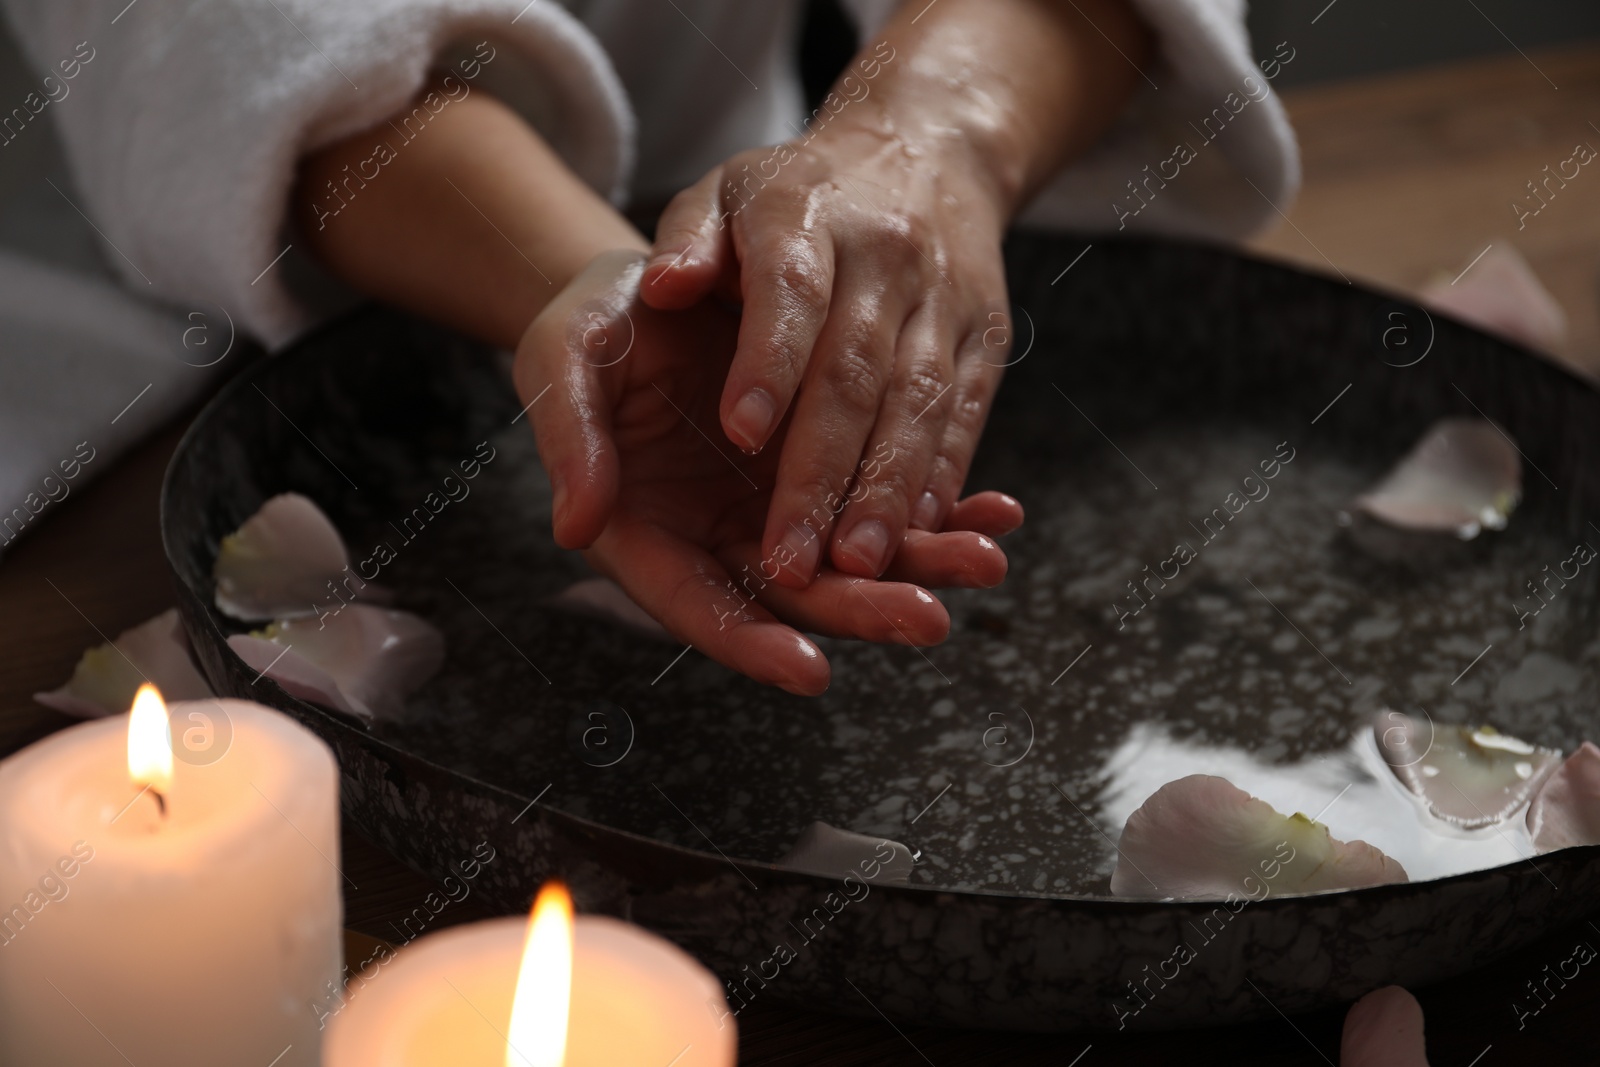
[517,252,643,550]
[762,278,905,589]
[720,229,835,452]
[640,167,733,310]
[723,490,1014,586]
[908,327,1007,531]
[591,518,831,696]
[884,528,1008,589]
[830,303,952,577]
[717,543,949,645]
[943,492,1025,537]
[1339,986,1428,1067]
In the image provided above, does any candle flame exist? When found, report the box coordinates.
[506,880,574,1067]
[127,684,174,795]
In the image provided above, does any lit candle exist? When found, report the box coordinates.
[326,881,737,1066]
[0,685,342,1066]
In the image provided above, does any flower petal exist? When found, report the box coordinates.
[1350,418,1521,540]
[227,604,443,723]
[1112,775,1407,899]
[1374,710,1561,830]
[1420,244,1566,355]
[227,633,360,719]
[1339,986,1430,1067]
[35,608,214,718]
[549,577,671,641]
[214,493,379,621]
[776,821,915,884]
[1525,741,1600,851]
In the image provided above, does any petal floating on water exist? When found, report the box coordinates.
[214,493,382,621]
[1111,774,1407,899]
[227,604,443,723]
[1374,710,1560,830]
[1350,418,1521,540]
[1525,741,1600,852]
[776,821,916,884]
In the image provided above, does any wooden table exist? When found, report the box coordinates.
[1247,41,1600,377]
[5,44,1600,1065]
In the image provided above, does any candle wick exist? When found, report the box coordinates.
[153,789,167,818]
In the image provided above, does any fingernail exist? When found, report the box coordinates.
[777,526,821,584]
[911,491,940,530]
[749,626,828,695]
[996,493,1025,534]
[727,388,775,451]
[838,519,890,576]
[551,475,568,526]
[647,248,687,278]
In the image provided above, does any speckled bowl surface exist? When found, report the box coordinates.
[162,233,1600,1032]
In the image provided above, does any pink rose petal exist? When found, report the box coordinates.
[1420,244,1566,355]
[1375,710,1560,830]
[776,821,915,884]
[1112,775,1407,899]
[227,604,443,723]
[35,608,214,718]
[1351,419,1521,540]
[1526,741,1600,851]
[214,493,387,621]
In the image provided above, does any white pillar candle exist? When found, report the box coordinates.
[0,688,342,1067]
[325,883,737,1067]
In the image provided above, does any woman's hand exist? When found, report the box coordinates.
[517,250,1019,695]
[638,0,1150,585]
[640,118,1015,586]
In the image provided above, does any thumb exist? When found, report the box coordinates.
[640,166,734,310]
[516,251,641,548]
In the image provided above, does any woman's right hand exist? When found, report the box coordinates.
[517,250,1020,695]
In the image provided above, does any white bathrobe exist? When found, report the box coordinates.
[0,0,1297,548]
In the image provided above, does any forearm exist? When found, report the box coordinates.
[835,0,1152,218]
[292,78,647,351]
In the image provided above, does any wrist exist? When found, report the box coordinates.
[823,102,1021,228]
[502,231,647,349]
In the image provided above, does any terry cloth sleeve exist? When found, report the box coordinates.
[837,0,1300,242]
[0,0,637,348]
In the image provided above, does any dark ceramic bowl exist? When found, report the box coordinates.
[162,233,1600,1032]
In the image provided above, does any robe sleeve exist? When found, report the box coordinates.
[838,0,1300,241]
[0,0,638,346]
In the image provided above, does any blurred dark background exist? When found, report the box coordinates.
[799,0,1600,101]
[1247,0,1600,86]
